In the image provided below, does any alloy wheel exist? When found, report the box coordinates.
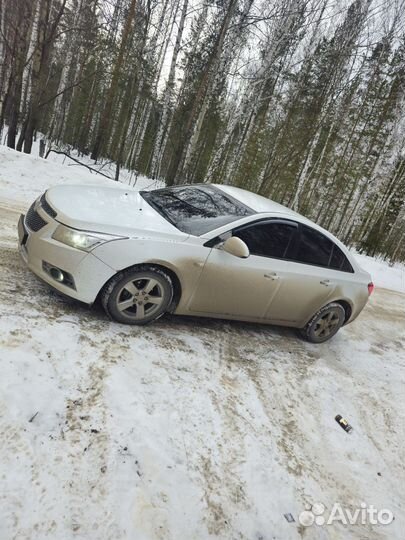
[116,277,165,320]
[313,310,341,339]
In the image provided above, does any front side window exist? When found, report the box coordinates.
[233,221,297,259]
[141,185,254,235]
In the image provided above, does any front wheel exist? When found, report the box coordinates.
[298,302,346,343]
[101,266,173,325]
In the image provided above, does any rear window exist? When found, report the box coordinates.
[141,185,254,235]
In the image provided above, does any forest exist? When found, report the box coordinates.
[1,0,404,261]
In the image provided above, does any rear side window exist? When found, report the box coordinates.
[294,225,333,267]
[293,225,353,272]
[234,221,296,259]
[330,244,354,272]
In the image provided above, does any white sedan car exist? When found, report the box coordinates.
[18,183,373,342]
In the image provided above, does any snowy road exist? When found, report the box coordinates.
[1,148,405,540]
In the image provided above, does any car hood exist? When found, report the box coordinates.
[46,185,188,240]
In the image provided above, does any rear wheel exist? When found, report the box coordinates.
[298,302,345,343]
[101,266,173,325]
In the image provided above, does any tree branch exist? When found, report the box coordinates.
[44,149,115,180]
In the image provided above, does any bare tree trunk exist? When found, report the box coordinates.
[91,0,137,161]
[166,0,239,185]
[150,0,188,179]
[18,0,67,153]
[2,0,35,148]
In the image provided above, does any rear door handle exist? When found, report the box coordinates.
[264,273,279,280]
[320,279,332,286]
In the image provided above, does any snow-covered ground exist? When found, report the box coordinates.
[0,145,405,540]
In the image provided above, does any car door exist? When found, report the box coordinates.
[262,224,339,324]
[187,219,298,319]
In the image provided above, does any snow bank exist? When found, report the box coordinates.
[0,145,157,207]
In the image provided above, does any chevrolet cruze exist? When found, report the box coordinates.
[18,183,373,342]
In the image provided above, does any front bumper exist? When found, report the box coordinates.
[18,207,115,305]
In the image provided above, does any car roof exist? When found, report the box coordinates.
[213,184,356,257]
[214,184,302,217]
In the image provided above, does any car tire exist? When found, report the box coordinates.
[298,302,346,343]
[101,265,173,325]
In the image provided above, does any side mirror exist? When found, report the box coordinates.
[222,236,250,258]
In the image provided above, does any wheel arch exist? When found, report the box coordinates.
[334,299,353,324]
[97,261,182,313]
[301,297,353,328]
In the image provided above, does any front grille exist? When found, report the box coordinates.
[40,192,57,218]
[25,202,48,232]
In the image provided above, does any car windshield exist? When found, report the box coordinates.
[140,185,254,235]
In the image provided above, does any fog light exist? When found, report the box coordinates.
[42,261,76,289]
[50,267,64,282]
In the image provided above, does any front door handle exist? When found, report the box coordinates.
[264,273,279,280]
[320,279,332,286]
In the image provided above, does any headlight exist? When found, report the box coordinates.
[52,225,124,252]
